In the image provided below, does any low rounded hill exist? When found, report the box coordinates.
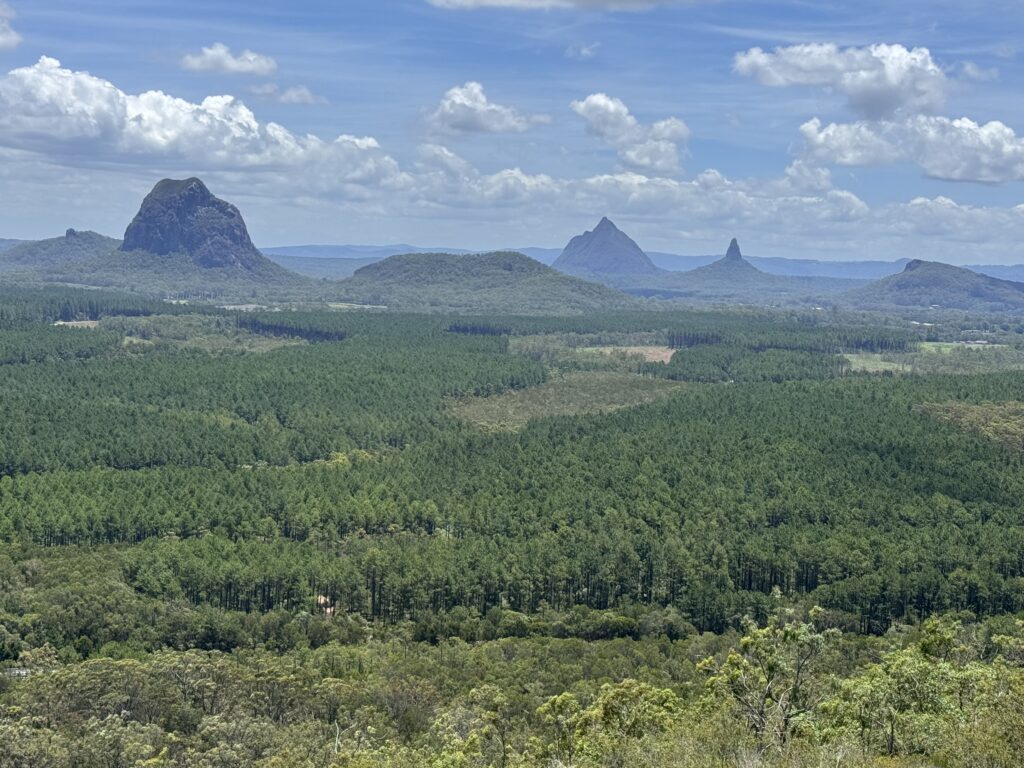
[846,259,1024,312]
[338,250,639,313]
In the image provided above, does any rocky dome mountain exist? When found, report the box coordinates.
[846,259,1024,312]
[121,178,267,270]
[553,217,659,276]
[0,179,312,300]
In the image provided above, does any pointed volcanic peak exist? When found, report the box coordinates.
[848,258,1024,312]
[688,237,762,277]
[553,217,660,276]
[121,178,268,270]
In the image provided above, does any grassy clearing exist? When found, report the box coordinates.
[845,353,909,373]
[919,341,1007,353]
[99,314,305,354]
[920,401,1024,450]
[579,345,676,363]
[53,319,100,329]
[848,343,1024,375]
[448,371,684,431]
[509,332,671,372]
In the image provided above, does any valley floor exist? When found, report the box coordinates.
[1,292,1024,766]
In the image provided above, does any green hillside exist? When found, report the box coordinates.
[64,247,316,301]
[0,230,121,273]
[847,259,1024,312]
[0,231,317,301]
[337,250,641,313]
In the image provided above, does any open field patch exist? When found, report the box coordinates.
[580,345,676,363]
[100,314,305,353]
[848,343,1024,375]
[919,341,1007,353]
[53,319,100,328]
[449,370,684,430]
[845,353,908,373]
[509,332,670,371]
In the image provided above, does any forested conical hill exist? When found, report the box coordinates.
[0,229,121,273]
[337,250,641,313]
[846,258,1024,312]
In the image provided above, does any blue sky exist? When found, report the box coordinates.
[1,0,1023,261]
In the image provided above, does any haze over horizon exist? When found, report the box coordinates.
[1,0,1023,263]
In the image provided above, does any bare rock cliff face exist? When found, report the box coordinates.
[121,178,264,269]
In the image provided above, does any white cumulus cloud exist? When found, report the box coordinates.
[429,81,549,133]
[571,92,689,174]
[0,57,402,195]
[182,43,278,76]
[0,2,21,50]
[800,115,1024,183]
[3,55,1024,262]
[735,43,947,118]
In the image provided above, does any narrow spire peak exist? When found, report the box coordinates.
[725,238,742,261]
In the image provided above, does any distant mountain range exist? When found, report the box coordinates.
[547,226,865,305]
[259,237,1024,284]
[6,197,1024,313]
[542,219,1024,312]
[0,180,314,300]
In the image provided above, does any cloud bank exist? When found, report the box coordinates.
[0,55,1022,261]
[801,116,1024,183]
[735,43,947,118]
[735,42,1024,185]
